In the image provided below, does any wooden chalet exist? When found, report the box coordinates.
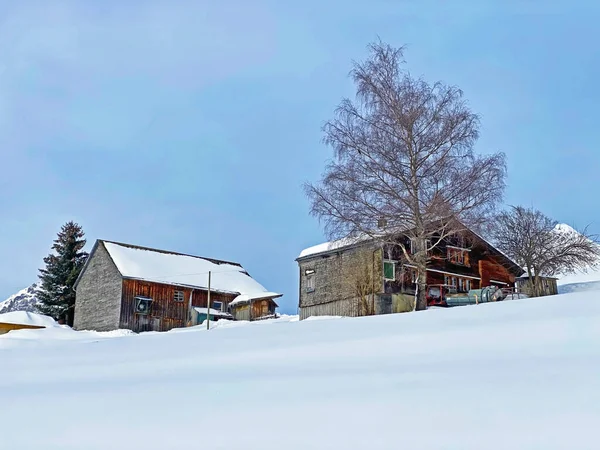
[73,240,281,333]
[296,227,524,320]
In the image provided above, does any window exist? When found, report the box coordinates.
[384,261,396,281]
[306,276,315,293]
[447,248,468,266]
[443,276,457,292]
[410,239,432,255]
[212,301,223,311]
[444,275,473,292]
[428,286,441,298]
[174,290,185,302]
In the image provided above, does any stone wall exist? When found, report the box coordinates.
[297,244,383,319]
[73,242,123,331]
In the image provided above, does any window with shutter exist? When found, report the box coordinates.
[384,261,395,281]
[306,276,315,293]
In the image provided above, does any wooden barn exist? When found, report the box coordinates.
[296,226,524,320]
[73,240,281,333]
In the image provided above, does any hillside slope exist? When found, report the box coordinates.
[1,292,599,450]
[557,265,600,294]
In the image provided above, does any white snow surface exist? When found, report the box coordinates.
[558,268,600,286]
[103,241,279,300]
[2,292,600,449]
[0,311,58,327]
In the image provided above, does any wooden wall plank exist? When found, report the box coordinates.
[119,279,236,333]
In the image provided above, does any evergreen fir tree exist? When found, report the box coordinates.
[37,221,89,326]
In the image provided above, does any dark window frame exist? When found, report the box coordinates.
[384,260,396,281]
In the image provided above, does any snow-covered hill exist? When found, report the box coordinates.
[0,284,42,314]
[553,224,600,293]
[1,291,599,449]
[559,280,600,294]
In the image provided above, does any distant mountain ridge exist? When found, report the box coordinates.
[0,284,42,314]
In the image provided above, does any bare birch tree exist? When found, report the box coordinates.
[305,41,506,310]
[342,249,381,316]
[491,206,600,297]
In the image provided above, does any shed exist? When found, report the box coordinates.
[229,294,279,321]
[515,275,559,297]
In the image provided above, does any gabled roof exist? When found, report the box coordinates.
[76,240,281,303]
[298,227,524,276]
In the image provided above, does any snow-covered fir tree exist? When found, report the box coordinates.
[37,222,88,326]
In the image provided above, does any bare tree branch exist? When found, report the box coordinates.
[304,41,506,310]
[491,206,600,297]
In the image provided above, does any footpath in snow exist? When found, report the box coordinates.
[1,292,599,450]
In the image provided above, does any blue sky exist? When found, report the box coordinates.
[1,0,599,313]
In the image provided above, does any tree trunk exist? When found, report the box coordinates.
[360,294,371,316]
[526,266,536,297]
[533,270,542,297]
[416,269,428,311]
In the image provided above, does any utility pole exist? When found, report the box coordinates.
[206,271,211,330]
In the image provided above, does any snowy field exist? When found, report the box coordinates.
[2,293,600,450]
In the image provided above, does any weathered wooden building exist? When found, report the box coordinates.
[73,240,281,332]
[296,228,524,320]
[515,275,559,297]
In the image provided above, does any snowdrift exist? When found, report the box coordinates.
[1,292,599,450]
[0,310,58,327]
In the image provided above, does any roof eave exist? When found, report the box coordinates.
[74,239,101,291]
[296,239,380,262]
[121,276,241,296]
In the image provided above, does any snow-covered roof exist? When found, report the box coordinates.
[193,307,232,318]
[98,241,280,300]
[298,235,372,259]
[0,311,57,328]
[516,274,558,280]
[230,292,281,307]
[298,228,524,275]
